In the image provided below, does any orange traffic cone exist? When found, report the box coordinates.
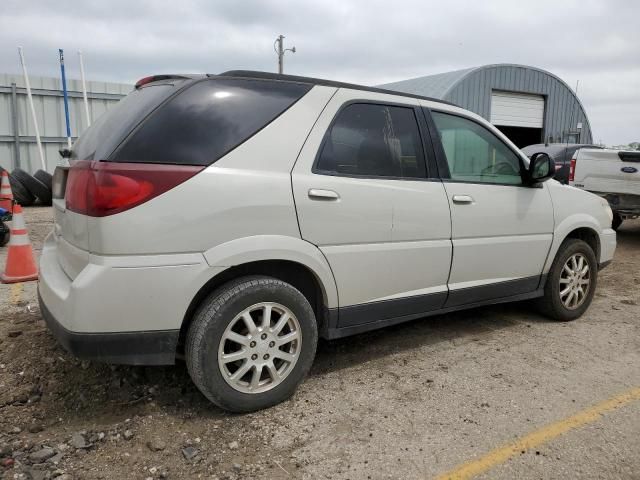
[1,204,38,283]
[0,170,13,211]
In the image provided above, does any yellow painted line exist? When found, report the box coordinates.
[10,282,23,305]
[435,386,640,480]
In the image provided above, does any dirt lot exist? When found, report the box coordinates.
[0,207,638,480]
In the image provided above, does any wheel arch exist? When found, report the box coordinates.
[177,235,339,357]
[544,215,602,273]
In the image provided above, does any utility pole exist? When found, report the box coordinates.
[274,35,296,74]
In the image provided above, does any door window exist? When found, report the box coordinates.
[431,112,523,185]
[315,103,426,178]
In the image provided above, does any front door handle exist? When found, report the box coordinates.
[308,189,340,200]
[452,194,474,204]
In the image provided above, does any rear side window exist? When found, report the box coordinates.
[72,82,180,161]
[315,103,427,178]
[112,78,311,165]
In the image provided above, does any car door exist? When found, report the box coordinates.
[292,89,452,328]
[424,107,554,307]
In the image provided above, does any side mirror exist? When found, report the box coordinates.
[527,152,554,185]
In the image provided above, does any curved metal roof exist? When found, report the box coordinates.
[378,64,593,144]
[379,67,475,99]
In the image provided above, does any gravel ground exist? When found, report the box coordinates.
[0,207,638,480]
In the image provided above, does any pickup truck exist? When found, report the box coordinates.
[570,148,640,229]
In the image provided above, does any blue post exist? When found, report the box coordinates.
[58,49,72,149]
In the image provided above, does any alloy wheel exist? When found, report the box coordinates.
[218,302,302,394]
[559,253,591,310]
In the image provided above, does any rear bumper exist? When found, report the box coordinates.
[38,232,218,365]
[596,192,640,216]
[38,290,178,365]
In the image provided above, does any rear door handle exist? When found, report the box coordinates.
[308,189,340,200]
[452,194,474,204]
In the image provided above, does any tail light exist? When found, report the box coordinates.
[568,157,577,182]
[65,161,203,217]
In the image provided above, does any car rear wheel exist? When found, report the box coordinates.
[186,276,318,412]
[537,239,597,321]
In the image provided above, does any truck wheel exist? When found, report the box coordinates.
[0,221,9,247]
[34,170,53,191]
[12,168,52,205]
[611,213,623,231]
[8,173,35,206]
[537,239,597,321]
[186,276,318,412]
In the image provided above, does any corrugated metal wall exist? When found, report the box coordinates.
[0,73,131,173]
[445,65,592,144]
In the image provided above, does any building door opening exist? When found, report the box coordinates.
[490,91,545,148]
[495,125,543,148]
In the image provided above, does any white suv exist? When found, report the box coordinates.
[39,71,616,412]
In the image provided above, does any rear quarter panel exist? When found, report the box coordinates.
[87,85,337,256]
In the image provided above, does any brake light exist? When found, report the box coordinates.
[135,74,189,89]
[568,158,577,182]
[65,161,203,217]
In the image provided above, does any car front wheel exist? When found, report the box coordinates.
[537,238,598,321]
[186,276,318,412]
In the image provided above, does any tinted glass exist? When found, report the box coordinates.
[521,144,565,161]
[316,103,426,178]
[112,78,311,165]
[72,82,180,161]
[432,112,522,185]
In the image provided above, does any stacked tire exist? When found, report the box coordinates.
[4,167,53,206]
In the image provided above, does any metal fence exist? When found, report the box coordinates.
[0,73,131,173]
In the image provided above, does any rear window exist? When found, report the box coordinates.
[72,81,181,161]
[111,78,311,165]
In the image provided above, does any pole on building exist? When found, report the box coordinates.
[10,83,21,170]
[274,34,295,74]
[59,49,72,149]
[18,47,46,171]
[78,50,91,127]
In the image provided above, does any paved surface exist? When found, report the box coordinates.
[0,207,638,480]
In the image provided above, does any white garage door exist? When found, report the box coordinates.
[490,91,544,128]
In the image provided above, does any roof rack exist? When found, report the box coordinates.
[215,70,454,106]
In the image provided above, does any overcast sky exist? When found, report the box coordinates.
[1,0,638,145]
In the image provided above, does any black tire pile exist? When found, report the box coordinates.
[0,165,53,207]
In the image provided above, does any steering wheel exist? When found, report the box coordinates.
[481,161,519,175]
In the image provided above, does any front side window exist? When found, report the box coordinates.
[315,103,426,178]
[431,111,523,185]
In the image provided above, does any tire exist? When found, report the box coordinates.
[612,213,623,231]
[34,170,53,191]
[537,239,598,321]
[0,221,9,247]
[186,276,318,412]
[12,168,52,205]
[8,173,35,206]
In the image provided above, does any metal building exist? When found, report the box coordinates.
[0,74,131,173]
[380,63,592,148]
